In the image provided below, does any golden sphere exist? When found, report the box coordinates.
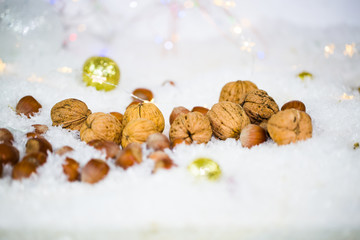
[82,56,120,91]
[188,158,221,181]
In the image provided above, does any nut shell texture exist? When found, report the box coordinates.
[243,89,279,124]
[207,102,250,140]
[169,112,212,144]
[268,109,312,145]
[51,98,92,131]
[123,103,165,132]
[121,118,158,148]
[80,112,122,144]
[219,80,258,105]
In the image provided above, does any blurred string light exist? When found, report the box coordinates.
[240,40,255,52]
[27,74,43,83]
[57,66,72,73]
[324,44,335,58]
[340,93,354,100]
[343,43,356,58]
[0,59,6,74]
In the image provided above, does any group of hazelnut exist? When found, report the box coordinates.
[0,80,312,184]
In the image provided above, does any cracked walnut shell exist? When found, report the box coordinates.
[243,89,279,124]
[123,102,165,132]
[51,98,92,131]
[169,112,212,144]
[121,118,158,148]
[219,80,258,105]
[80,112,122,144]
[207,102,250,140]
[267,109,312,145]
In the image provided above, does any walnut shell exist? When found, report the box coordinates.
[267,109,312,145]
[219,80,258,105]
[243,89,279,124]
[123,102,165,132]
[80,112,122,144]
[207,102,250,140]
[169,112,212,144]
[121,118,158,148]
[51,98,92,131]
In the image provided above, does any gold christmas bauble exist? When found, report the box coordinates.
[188,158,221,181]
[82,56,120,91]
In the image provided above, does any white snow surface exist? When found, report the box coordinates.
[0,0,360,239]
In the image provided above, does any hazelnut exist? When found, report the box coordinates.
[0,128,14,145]
[162,80,175,86]
[0,143,20,166]
[132,88,154,102]
[281,100,306,112]
[243,89,279,124]
[268,109,312,145]
[171,138,191,149]
[16,95,42,118]
[51,98,92,131]
[146,133,170,151]
[123,102,165,132]
[169,112,212,144]
[63,157,80,182]
[12,160,37,180]
[110,112,123,123]
[148,151,175,173]
[207,102,250,140]
[26,132,42,139]
[169,106,190,125]
[25,137,53,156]
[22,152,47,167]
[80,112,122,144]
[240,124,267,148]
[115,143,142,169]
[121,118,158,148]
[55,146,74,156]
[32,124,49,134]
[191,106,209,116]
[88,139,120,159]
[219,80,258,105]
[81,159,110,184]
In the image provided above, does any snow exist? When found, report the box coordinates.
[0,0,360,239]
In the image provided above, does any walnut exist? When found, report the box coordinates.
[207,102,250,140]
[243,89,279,124]
[121,118,158,148]
[169,112,212,144]
[219,80,258,105]
[80,112,122,144]
[51,98,91,131]
[267,109,312,145]
[123,102,165,132]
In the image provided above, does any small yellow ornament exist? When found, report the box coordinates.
[297,71,313,81]
[83,56,120,91]
[187,158,221,180]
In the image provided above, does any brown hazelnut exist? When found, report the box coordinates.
[169,112,212,144]
[87,139,120,159]
[146,133,170,151]
[121,118,158,148]
[281,100,306,112]
[148,151,175,173]
[170,138,191,149]
[123,102,165,132]
[55,146,74,156]
[25,137,53,156]
[80,112,122,144]
[32,124,49,134]
[51,98,92,131]
[243,89,279,124]
[12,160,37,180]
[268,109,312,145]
[169,106,190,125]
[240,124,267,148]
[110,112,123,123]
[191,106,209,116]
[81,159,109,184]
[207,102,250,140]
[63,157,80,182]
[0,143,20,166]
[162,80,175,86]
[16,95,42,118]
[219,80,258,105]
[115,143,142,169]
[26,132,42,139]
[0,128,14,145]
[22,152,47,167]
[132,88,154,102]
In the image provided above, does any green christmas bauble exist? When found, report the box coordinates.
[188,158,221,180]
[82,56,120,91]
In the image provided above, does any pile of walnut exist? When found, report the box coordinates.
[0,81,312,184]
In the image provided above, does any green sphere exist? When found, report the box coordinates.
[188,158,221,180]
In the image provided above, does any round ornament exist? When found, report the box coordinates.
[188,158,221,181]
[82,56,120,91]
